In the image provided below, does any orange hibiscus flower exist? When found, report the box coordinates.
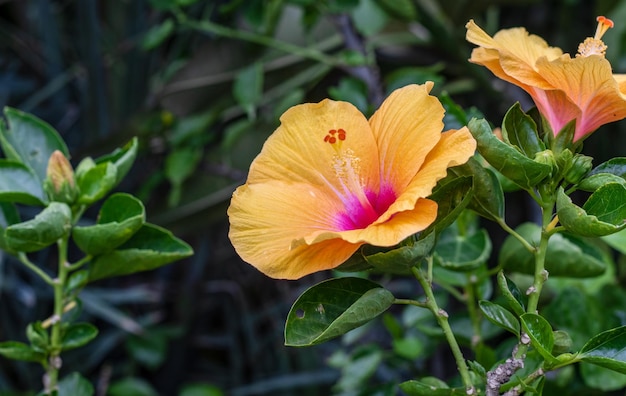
[466,16,626,142]
[227,83,476,279]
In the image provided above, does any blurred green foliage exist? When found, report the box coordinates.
[1,0,626,394]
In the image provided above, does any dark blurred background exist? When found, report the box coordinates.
[1,1,625,395]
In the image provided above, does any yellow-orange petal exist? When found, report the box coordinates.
[384,127,476,218]
[246,99,380,195]
[368,83,444,193]
[228,181,360,279]
[536,55,626,140]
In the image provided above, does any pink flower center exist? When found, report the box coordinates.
[334,184,397,230]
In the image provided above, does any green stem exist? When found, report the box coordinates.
[496,217,534,253]
[45,237,70,394]
[394,298,428,309]
[526,205,553,314]
[18,253,54,286]
[65,255,93,272]
[465,276,482,348]
[411,267,475,394]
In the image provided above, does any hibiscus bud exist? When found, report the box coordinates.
[533,149,557,171]
[44,150,78,204]
[564,154,593,185]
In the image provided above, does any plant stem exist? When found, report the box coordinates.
[525,204,553,314]
[496,218,534,253]
[45,237,70,394]
[18,253,55,286]
[411,267,475,394]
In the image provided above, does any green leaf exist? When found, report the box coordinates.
[496,271,525,316]
[27,322,49,353]
[365,232,435,275]
[603,228,626,255]
[580,325,626,374]
[588,157,626,178]
[479,300,520,336]
[77,162,117,205]
[577,172,626,192]
[520,313,558,365]
[233,62,263,119]
[61,323,98,351]
[468,118,551,190]
[284,277,395,346]
[88,223,193,281]
[451,156,504,221]
[400,379,467,395]
[0,341,45,362]
[0,160,47,205]
[352,0,389,36]
[73,193,145,255]
[5,202,72,252]
[95,137,138,187]
[0,201,20,252]
[66,270,89,293]
[580,362,626,391]
[426,175,474,235]
[435,228,491,271]
[58,372,94,396]
[0,107,69,183]
[557,185,626,237]
[499,222,607,277]
[141,18,174,50]
[375,0,417,20]
[108,377,158,396]
[501,103,545,157]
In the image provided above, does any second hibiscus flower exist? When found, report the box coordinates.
[466,16,626,142]
[228,83,476,279]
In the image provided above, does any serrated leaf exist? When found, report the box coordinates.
[88,223,193,281]
[501,103,544,157]
[5,202,72,252]
[284,277,394,346]
[499,222,607,277]
[73,193,145,255]
[0,160,47,205]
[61,323,98,351]
[479,300,520,336]
[468,118,551,190]
[580,325,626,374]
[0,341,45,362]
[0,107,69,184]
[521,313,558,365]
[557,185,626,237]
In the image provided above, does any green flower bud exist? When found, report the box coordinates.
[44,151,78,204]
[556,148,573,174]
[564,154,593,185]
[534,149,557,170]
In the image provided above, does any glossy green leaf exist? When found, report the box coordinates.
[0,107,69,183]
[95,137,138,186]
[520,313,558,365]
[580,325,626,374]
[499,222,607,277]
[61,323,98,351]
[66,270,89,293]
[88,223,193,281]
[0,341,45,362]
[588,157,626,178]
[496,271,525,315]
[0,160,47,205]
[73,193,145,255]
[77,162,117,205]
[552,330,573,355]
[58,372,94,396]
[5,202,72,252]
[580,362,626,391]
[548,118,577,154]
[468,118,551,190]
[557,185,626,237]
[451,156,504,221]
[501,103,544,157]
[577,173,626,192]
[284,277,395,346]
[365,232,435,274]
[399,379,466,395]
[479,300,519,336]
[425,175,474,235]
[27,322,49,353]
[435,228,491,271]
